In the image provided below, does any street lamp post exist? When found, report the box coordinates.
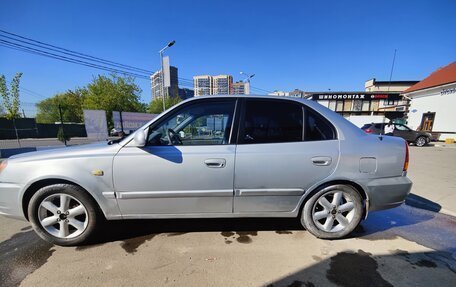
[159,40,176,112]
[240,71,255,95]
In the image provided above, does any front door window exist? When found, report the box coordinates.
[147,100,236,146]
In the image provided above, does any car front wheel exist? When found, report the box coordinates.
[28,184,100,246]
[301,184,363,239]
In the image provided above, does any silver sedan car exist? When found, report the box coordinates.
[0,95,412,245]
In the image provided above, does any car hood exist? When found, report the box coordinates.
[9,142,121,163]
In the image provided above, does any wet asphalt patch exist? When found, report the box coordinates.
[326,250,393,287]
[268,280,316,287]
[220,231,258,244]
[276,230,294,234]
[120,234,156,254]
[0,230,54,287]
[390,249,455,273]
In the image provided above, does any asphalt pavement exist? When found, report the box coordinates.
[0,145,455,287]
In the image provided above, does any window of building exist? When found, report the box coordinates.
[384,99,397,106]
[304,108,336,141]
[352,100,362,111]
[147,100,236,146]
[336,101,344,111]
[241,100,303,144]
[328,101,337,111]
[362,100,370,111]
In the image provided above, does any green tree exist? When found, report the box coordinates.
[83,74,145,128]
[35,88,86,123]
[148,96,182,114]
[0,72,22,119]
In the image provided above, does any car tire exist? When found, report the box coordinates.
[28,184,100,246]
[301,184,363,239]
[415,136,427,147]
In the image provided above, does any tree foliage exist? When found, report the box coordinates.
[148,96,182,114]
[83,74,145,128]
[35,74,146,128]
[0,73,22,119]
[36,89,86,123]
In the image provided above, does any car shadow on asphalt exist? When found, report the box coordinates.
[405,193,442,213]
[82,203,438,248]
[87,217,304,246]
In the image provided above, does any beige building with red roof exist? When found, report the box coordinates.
[403,61,456,141]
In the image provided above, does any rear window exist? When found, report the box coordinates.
[361,124,372,130]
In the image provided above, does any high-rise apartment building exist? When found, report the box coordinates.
[193,74,244,95]
[178,88,195,99]
[193,75,212,96]
[212,75,233,95]
[231,81,250,95]
[150,66,179,100]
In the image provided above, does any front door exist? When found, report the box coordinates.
[113,99,237,216]
[393,124,414,141]
[420,112,435,131]
[233,99,339,213]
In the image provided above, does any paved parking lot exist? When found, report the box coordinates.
[1,146,455,287]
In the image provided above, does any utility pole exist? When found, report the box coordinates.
[12,118,21,147]
[119,111,124,133]
[58,104,67,146]
[22,109,26,118]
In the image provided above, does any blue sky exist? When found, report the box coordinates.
[1,0,455,109]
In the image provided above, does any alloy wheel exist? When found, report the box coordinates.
[37,193,89,239]
[416,137,426,147]
[311,190,356,233]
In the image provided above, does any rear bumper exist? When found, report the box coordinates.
[364,176,412,212]
[0,182,26,220]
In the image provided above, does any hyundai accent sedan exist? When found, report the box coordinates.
[0,95,412,245]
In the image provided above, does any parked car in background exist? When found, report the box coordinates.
[0,96,412,245]
[361,122,431,147]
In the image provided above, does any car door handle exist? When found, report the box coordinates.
[204,158,226,168]
[312,156,332,166]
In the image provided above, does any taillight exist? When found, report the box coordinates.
[364,129,372,133]
[403,141,409,172]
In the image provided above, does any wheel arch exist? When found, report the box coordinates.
[21,178,102,221]
[299,179,369,218]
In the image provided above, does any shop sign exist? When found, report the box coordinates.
[311,93,401,101]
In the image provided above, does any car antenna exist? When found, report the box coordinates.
[379,117,385,141]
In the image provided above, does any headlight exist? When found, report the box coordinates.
[0,160,7,174]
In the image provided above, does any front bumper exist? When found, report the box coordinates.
[0,182,26,220]
[364,176,412,212]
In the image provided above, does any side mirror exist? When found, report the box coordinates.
[133,128,148,147]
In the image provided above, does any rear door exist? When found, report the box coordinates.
[233,99,339,213]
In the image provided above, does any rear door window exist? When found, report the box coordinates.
[240,100,303,144]
[304,108,336,141]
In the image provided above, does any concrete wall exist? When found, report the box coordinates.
[406,83,456,140]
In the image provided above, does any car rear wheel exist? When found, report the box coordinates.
[301,184,363,239]
[28,184,99,246]
[415,136,427,147]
